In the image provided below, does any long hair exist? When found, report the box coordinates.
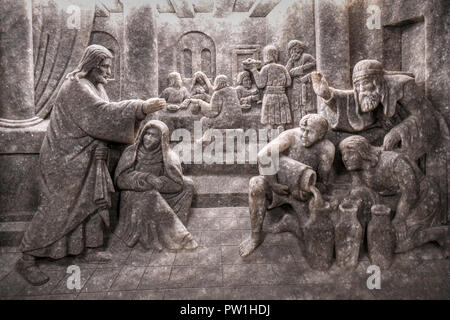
[213,75,229,91]
[339,135,381,167]
[67,44,113,81]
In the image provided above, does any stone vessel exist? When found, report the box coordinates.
[303,199,335,270]
[335,199,363,269]
[367,204,395,269]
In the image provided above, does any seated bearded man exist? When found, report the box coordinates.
[239,114,335,257]
[339,135,449,256]
[114,120,198,251]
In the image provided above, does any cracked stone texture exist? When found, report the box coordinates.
[0,207,448,300]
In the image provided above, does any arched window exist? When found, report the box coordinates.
[201,49,212,77]
[183,49,192,78]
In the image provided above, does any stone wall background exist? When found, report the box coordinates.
[0,0,448,227]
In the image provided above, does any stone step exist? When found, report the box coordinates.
[0,207,251,248]
[190,174,250,208]
[0,174,252,247]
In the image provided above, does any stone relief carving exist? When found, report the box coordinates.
[339,135,449,257]
[286,40,317,124]
[115,120,198,251]
[1,0,447,294]
[239,114,335,257]
[177,31,216,80]
[160,72,190,112]
[245,45,292,130]
[15,45,166,286]
[311,59,449,163]
[235,71,261,110]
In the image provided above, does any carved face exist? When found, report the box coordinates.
[142,127,161,151]
[299,122,322,147]
[354,76,382,113]
[242,75,252,89]
[290,45,303,61]
[91,58,112,85]
[341,147,363,171]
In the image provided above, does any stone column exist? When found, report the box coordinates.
[122,0,159,99]
[0,0,41,127]
[314,0,351,89]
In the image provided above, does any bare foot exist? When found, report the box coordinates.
[184,238,199,250]
[239,235,263,257]
[266,214,300,236]
[16,258,49,286]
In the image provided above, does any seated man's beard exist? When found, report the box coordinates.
[359,91,381,112]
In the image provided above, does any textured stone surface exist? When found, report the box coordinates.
[0,0,448,299]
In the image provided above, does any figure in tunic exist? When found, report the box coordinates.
[115,120,198,251]
[247,45,292,130]
[339,135,449,256]
[16,45,165,285]
[285,40,316,123]
[311,59,449,162]
[239,114,335,257]
[235,71,261,110]
[160,72,190,112]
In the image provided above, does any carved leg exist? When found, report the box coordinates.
[15,254,49,286]
[416,226,449,257]
[239,176,269,257]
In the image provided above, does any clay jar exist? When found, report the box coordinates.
[335,199,363,269]
[303,199,335,270]
[367,204,395,269]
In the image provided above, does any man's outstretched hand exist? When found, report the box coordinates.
[311,72,331,100]
[143,98,166,114]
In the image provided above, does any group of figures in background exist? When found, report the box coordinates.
[158,40,317,132]
[15,41,449,286]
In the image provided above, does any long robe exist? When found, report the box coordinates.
[286,53,316,123]
[114,120,195,250]
[200,86,243,131]
[20,77,144,259]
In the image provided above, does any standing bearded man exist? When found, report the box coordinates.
[16,45,166,286]
[286,40,316,123]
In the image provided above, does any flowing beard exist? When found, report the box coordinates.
[359,92,380,112]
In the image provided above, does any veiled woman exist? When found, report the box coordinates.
[190,71,213,103]
[114,120,198,251]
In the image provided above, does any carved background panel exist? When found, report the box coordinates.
[177,31,216,81]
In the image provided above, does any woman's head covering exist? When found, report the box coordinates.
[115,120,183,185]
[190,71,213,94]
[67,44,113,81]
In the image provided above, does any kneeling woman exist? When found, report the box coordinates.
[115,120,198,251]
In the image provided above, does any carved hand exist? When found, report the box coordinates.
[311,72,331,100]
[146,174,162,190]
[383,129,401,151]
[271,183,289,195]
[143,98,166,114]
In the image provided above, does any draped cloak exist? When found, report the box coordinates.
[114,120,195,250]
[20,77,143,258]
